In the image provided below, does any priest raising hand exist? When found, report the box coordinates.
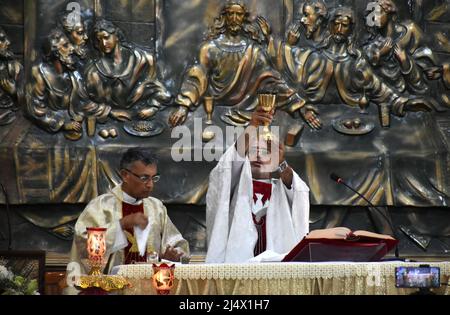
[238,110,294,189]
[206,111,310,263]
[248,107,274,127]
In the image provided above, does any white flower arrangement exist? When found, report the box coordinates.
[0,263,39,295]
[0,265,13,281]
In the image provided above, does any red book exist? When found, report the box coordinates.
[282,227,399,262]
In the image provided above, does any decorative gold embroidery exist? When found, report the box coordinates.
[124,231,139,253]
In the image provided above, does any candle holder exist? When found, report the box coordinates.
[151,263,175,295]
[86,227,106,276]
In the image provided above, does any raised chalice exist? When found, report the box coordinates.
[258,93,276,141]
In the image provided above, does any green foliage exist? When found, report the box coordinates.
[0,264,39,295]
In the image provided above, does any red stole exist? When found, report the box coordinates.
[252,180,272,256]
[122,202,147,264]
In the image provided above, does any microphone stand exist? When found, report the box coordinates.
[333,177,400,259]
[1,183,12,251]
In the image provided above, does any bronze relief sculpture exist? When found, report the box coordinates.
[26,29,110,140]
[19,1,449,140]
[58,10,91,69]
[168,2,321,130]
[26,13,172,140]
[85,19,172,123]
[288,0,329,48]
[0,1,449,251]
[260,1,445,128]
[0,27,23,126]
[362,0,438,96]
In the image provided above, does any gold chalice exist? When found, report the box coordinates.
[203,96,214,125]
[258,93,276,141]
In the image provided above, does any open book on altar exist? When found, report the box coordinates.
[282,227,399,262]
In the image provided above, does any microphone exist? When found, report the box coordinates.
[330,173,399,259]
[1,183,12,251]
[330,173,342,183]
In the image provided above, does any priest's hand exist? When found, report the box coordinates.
[161,245,184,262]
[269,139,293,188]
[120,213,148,230]
[249,107,274,127]
[236,109,274,157]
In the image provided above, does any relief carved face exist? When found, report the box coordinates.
[96,30,118,54]
[331,15,352,43]
[225,4,246,35]
[377,5,389,29]
[0,30,13,58]
[70,23,88,47]
[301,5,321,39]
[55,36,75,69]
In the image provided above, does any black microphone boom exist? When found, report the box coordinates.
[330,173,400,259]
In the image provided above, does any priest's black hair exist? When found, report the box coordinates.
[120,148,158,170]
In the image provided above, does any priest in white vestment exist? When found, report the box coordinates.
[206,109,310,263]
[65,148,189,293]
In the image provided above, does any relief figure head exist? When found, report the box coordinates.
[300,0,328,40]
[60,12,89,58]
[43,29,76,70]
[330,6,355,44]
[365,0,397,30]
[93,20,125,55]
[208,2,262,42]
[0,27,13,59]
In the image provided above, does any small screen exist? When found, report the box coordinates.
[395,267,440,288]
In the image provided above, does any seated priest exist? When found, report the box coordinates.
[66,148,189,281]
[205,109,310,263]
